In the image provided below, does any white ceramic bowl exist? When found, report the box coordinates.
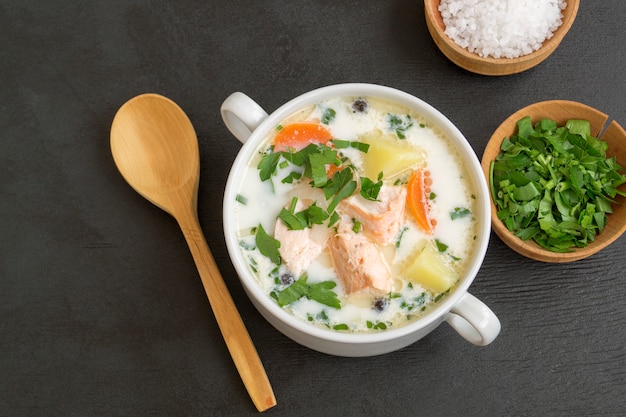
[221,83,500,356]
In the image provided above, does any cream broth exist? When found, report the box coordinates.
[234,96,478,332]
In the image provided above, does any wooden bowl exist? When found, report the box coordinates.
[424,0,580,76]
[481,100,626,262]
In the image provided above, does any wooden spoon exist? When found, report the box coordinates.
[481,100,626,262]
[424,0,580,76]
[110,93,276,412]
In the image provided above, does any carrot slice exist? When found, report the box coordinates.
[273,123,332,152]
[325,162,344,178]
[407,169,435,234]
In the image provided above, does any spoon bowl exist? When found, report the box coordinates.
[110,94,199,214]
[481,100,626,262]
[424,0,580,76]
[110,93,276,411]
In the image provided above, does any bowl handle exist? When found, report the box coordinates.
[220,92,269,144]
[444,293,501,346]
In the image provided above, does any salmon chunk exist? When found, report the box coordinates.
[328,220,392,295]
[338,184,406,244]
[274,200,327,277]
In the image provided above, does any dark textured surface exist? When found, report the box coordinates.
[1,1,625,416]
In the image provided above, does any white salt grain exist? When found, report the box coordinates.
[438,0,567,59]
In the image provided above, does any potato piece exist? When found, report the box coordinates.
[404,241,457,293]
[359,130,425,179]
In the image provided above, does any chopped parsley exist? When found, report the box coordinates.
[258,151,282,182]
[281,171,302,184]
[321,107,336,125]
[366,321,388,330]
[435,239,448,253]
[272,275,341,309]
[254,224,281,265]
[395,226,409,248]
[450,207,471,220]
[400,292,428,312]
[323,168,357,214]
[278,197,329,230]
[331,139,370,153]
[490,116,626,252]
[387,113,414,139]
[360,172,383,201]
[256,141,381,229]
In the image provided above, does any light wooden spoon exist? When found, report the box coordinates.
[110,93,276,412]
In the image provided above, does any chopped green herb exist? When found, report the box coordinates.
[321,108,336,125]
[248,256,258,273]
[258,151,282,182]
[435,239,448,252]
[278,198,330,230]
[331,139,350,148]
[275,275,341,309]
[328,211,341,228]
[318,309,329,321]
[239,239,255,251]
[278,206,305,230]
[255,224,281,265]
[352,141,370,152]
[330,181,357,214]
[308,148,340,188]
[280,145,310,167]
[258,143,339,186]
[450,207,471,220]
[400,292,428,311]
[288,197,298,212]
[395,226,409,248]
[433,288,450,303]
[387,113,414,139]
[281,171,302,184]
[360,172,383,201]
[333,323,349,331]
[352,219,362,233]
[332,139,370,153]
[325,169,358,213]
[256,142,386,230]
[490,116,626,252]
[235,194,248,205]
[302,203,330,226]
[305,309,331,324]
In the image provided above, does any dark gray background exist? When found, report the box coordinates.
[1,1,624,416]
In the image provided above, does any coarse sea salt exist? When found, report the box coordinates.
[438,0,566,59]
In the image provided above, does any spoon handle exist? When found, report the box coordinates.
[178,212,276,412]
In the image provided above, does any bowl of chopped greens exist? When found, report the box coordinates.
[481,100,626,262]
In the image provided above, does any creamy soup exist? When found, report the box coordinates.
[233,96,478,332]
